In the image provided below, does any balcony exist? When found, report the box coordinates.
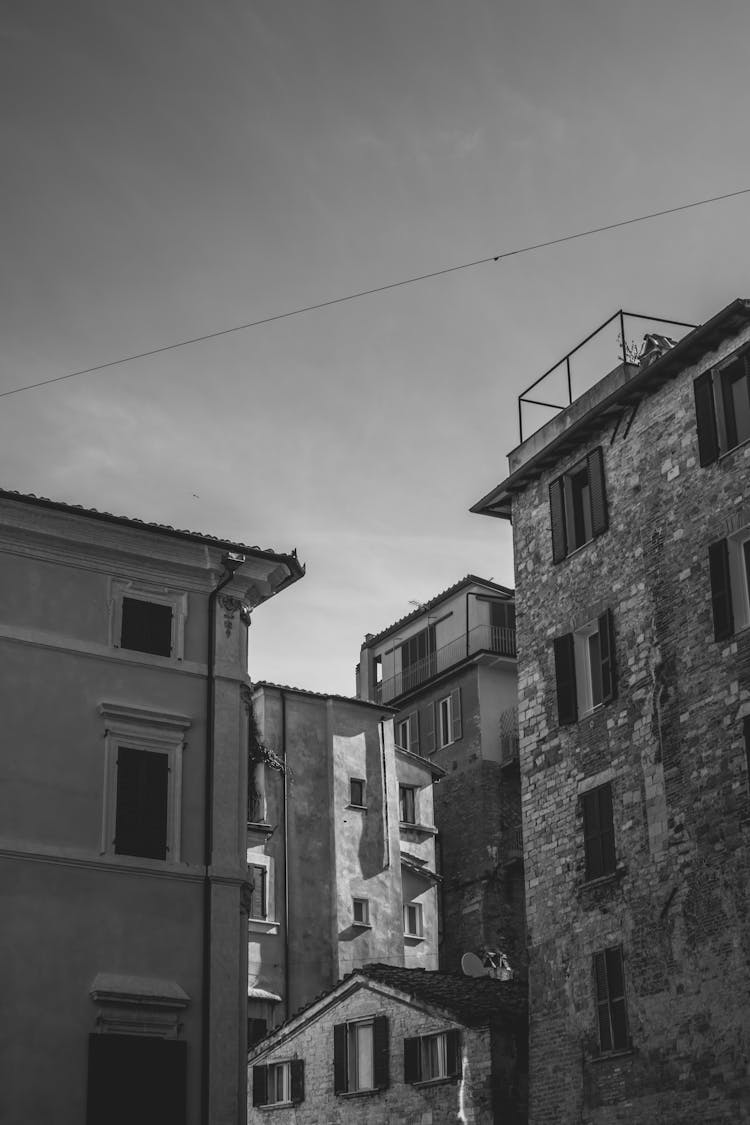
[375,623,515,703]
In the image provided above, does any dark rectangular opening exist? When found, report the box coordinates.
[121,598,173,657]
[115,747,169,860]
[87,1033,186,1125]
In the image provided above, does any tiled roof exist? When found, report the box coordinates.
[0,488,304,575]
[358,964,527,1025]
[249,963,527,1056]
[361,574,514,649]
[252,680,396,711]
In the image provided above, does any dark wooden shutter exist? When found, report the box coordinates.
[583,785,615,879]
[445,1029,461,1077]
[115,748,169,860]
[423,702,436,754]
[554,633,577,725]
[290,1059,305,1104]
[121,597,173,656]
[373,1016,389,1089]
[593,952,612,1052]
[598,610,616,703]
[587,447,608,538]
[450,688,462,742]
[333,1023,347,1093]
[403,1036,420,1084]
[606,948,628,1049]
[87,1033,186,1125]
[694,371,719,466]
[549,476,567,562]
[708,538,734,641]
[743,716,750,786]
[411,710,421,756]
[252,1065,268,1107]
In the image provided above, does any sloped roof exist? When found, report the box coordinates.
[248,963,527,1058]
[0,488,304,577]
[362,575,514,649]
[253,680,396,712]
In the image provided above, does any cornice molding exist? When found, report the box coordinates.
[0,840,204,882]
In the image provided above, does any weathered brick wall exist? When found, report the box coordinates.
[248,984,499,1124]
[513,325,750,1123]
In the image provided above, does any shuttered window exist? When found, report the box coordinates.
[709,538,734,640]
[120,597,173,657]
[404,1029,460,1083]
[114,748,168,860]
[252,1061,304,1106]
[87,1033,186,1125]
[594,947,629,1052]
[582,784,616,880]
[437,689,462,748]
[423,702,436,755]
[555,612,616,726]
[333,1016,388,1093]
[549,447,608,562]
[554,633,577,725]
[694,349,750,464]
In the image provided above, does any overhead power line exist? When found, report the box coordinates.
[2,185,749,401]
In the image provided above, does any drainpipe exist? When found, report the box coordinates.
[379,719,390,869]
[201,553,246,1125]
[280,689,291,1019]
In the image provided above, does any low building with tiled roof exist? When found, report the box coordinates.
[248,962,527,1123]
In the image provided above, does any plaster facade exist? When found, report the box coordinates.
[0,490,302,1125]
[247,684,441,1037]
[473,300,750,1123]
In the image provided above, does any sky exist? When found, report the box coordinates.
[2,0,750,695]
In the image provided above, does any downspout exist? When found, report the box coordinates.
[379,719,390,869]
[201,554,245,1125]
[281,688,291,1019]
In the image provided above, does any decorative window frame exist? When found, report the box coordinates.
[349,777,367,808]
[352,898,371,928]
[109,578,188,660]
[246,852,277,933]
[99,702,190,864]
[403,901,424,939]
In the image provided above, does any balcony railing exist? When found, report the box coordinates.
[375,623,515,703]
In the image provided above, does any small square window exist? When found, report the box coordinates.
[352,898,370,926]
[111,580,187,660]
[403,901,423,938]
[399,785,417,825]
[349,778,366,807]
[121,597,173,657]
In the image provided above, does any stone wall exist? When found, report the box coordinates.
[511,323,750,1122]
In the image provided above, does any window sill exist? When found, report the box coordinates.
[578,866,626,893]
[412,1075,458,1089]
[404,933,424,944]
[352,921,372,930]
[248,918,280,935]
[587,1046,635,1064]
[346,803,368,812]
[257,1101,302,1111]
[717,434,750,463]
[338,1087,383,1099]
[399,822,438,837]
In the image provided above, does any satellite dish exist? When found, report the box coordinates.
[461,952,486,978]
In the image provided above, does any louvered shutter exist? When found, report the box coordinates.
[450,688,462,742]
[549,476,567,562]
[587,447,608,538]
[445,1029,461,1077]
[403,1037,420,1084]
[252,1065,268,1107]
[554,633,577,725]
[423,702,436,754]
[743,716,750,778]
[593,952,613,1052]
[372,1016,389,1089]
[708,538,734,641]
[290,1059,305,1104]
[599,785,616,875]
[598,610,616,703]
[333,1024,347,1093]
[410,710,421,756]
[694,371,719,466]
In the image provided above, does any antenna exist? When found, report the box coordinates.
[461,952,486,978]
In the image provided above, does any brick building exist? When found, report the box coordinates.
[472,301,750,1122]
[356,577,526,977]
[246,684,442,1040]
[248,962,527,1124]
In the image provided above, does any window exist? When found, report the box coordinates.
[247,1018,267,1048]
[349,778,366,807]
[709,531,750,640]
[399,785,417,825]
[110,579,187,660]
[333,1017,389,1094]
[695,348,750,464]
[115,748,169,860]
[100,702,189,864]
[582,784,616,880]
[549,448,608,562]
[121,597,173,657]
[404,1030,460,1084]
[249,864,267,920]
[252,1060,305,1107]
[744,717,750,791]
[87,1032,187,1125]
[403,902,423,938]
[554,611,615,725]
[399,626,436,691]
[352,898,370,926]
[594,947,629,1052]
[396,711,420,755]
[438,689,462,748]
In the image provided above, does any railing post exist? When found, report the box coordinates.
[619,310,627,366]
[566,355,572,405]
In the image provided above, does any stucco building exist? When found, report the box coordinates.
[246,683,443,1040]
[357,577,526,977]
[0,489,303,1125]
[248,962,527,1124]
[472,301,750,1122]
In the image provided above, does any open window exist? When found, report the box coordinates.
[333,1017,389,1094]
[252,1060,305,1107]
[709,531,750,640]
[404,1030,460,1084]
[554,611,616,725]
[594,947,629,1053]
[695,348,750,464]
[549,448,608,562]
